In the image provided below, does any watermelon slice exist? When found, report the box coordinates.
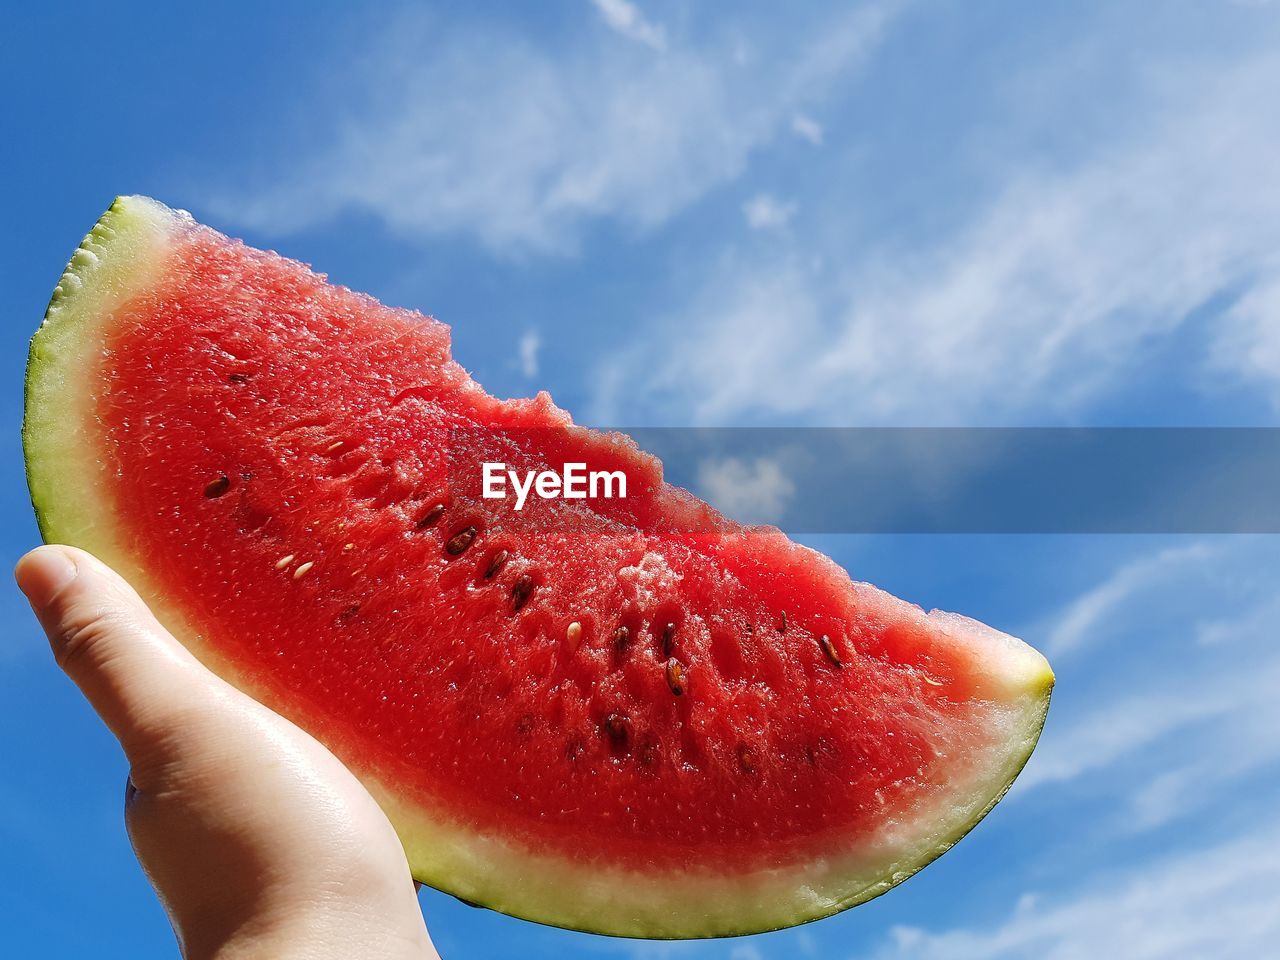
[24,197,1053,939]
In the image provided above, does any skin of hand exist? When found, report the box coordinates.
[16,545,439,960]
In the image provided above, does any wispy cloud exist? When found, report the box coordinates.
[742,193,795,230]
[518,330,541,377]
[1013,683,1230,796]
[1041,544,1213,658]
[695,455,795,524]
[589,0,667,52]
[790,113,824,145]
[875,824,1280,959]
[593,36,1280,424]
[1014,538,1280,834]
[210,3,903,254]
[1211,275,1280,408]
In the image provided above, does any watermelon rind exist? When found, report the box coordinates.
[24,197,1054,938]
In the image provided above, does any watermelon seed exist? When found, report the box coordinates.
[484,550,509,579]
[227,372,250,384]
[343,542,355,551]
[204,474,231,498]
[445,526,477,556]
[665,658,686,696]
[326,440,346,453]
[511,575,536,611]
[638,736,659,767]
[922,674,944,687]
[819,634,843,668]
[602,712,631,747]
[736,743,758,774]
[237,505,272,533]
[275,554,295,570]
[416,503,446,529]
[778,610,788,633]
[660,622,676,658]
[613,625,631,652]
[566,621,584,651]
[293,561,315,579]
[337,603,360,623]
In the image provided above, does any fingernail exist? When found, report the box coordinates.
[15,547,79,610]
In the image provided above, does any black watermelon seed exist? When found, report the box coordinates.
[511,575,535,611]
[228,372,250,384]
[602,712,631,747]
[665,658,686,696]
[660,622,676,658]
[613,625,631,652]
[638,736,659,768]
[484,550,509,579]
[445,526,477,556]
[204,474,231,498]
[778,610,788,633]
[416,503,446,529]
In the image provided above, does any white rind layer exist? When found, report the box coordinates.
[24,196,1054,938]
[374,670,1049,937]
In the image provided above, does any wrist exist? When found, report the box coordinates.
[187,899,435,960]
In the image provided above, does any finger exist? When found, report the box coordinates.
[15,545,222,768]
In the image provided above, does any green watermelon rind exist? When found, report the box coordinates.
[24,196,193,551]
[24,197,1055,939]
[375,679,1051,938]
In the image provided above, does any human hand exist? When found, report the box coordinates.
[16,545,438,960]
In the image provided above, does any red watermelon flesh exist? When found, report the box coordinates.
[24,197,1053,938]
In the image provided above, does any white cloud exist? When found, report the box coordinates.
[1211,275,1280,407]
[518,329,541,377]
[594,256,823,425]
[743,193,795,230]
[1012,684,1229,795]
[589,0,667,52]
[874,825,1280,959]
[1041,544,1212,658]
[1013,538,1280,833]
[696,455,795,524]
[791,113,824,145]
[212,3,903,254]
[594,46,1280,424]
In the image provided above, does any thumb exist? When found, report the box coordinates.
[15,545,224,781]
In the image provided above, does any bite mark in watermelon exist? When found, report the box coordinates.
[24,197,1053,938]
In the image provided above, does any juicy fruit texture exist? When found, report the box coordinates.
[24,198,1054,938]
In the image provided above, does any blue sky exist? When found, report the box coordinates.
[3,1,1280,957]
